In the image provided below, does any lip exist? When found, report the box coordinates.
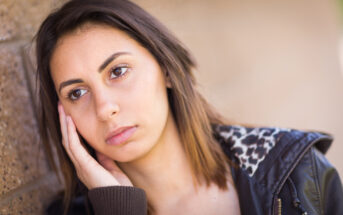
[105,126,137,146]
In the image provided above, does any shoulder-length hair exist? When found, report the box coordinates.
[35,0,231,214]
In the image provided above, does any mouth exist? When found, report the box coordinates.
[105,126,137,146]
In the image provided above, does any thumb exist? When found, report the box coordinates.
[96,151,121,172]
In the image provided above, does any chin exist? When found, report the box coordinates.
[112,140,156,163]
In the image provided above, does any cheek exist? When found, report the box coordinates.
[69,109,99,148]
[130,72,170,128]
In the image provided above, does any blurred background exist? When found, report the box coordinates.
[0,0,342,214]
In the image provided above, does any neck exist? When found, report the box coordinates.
[118,113,196,205]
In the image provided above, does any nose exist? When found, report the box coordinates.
[94,88,120,121]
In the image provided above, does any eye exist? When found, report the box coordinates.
[110,66,129,79]
[68,89,87,101]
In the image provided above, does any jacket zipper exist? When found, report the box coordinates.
[271,136,330,215]
[277,198,282,215]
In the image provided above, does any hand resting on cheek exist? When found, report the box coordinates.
[57,102,133,189]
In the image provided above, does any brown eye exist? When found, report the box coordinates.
[68,89,87,101]
[110,66,128,79]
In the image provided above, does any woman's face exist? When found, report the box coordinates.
[50,24,172,162]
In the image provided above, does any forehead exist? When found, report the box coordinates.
[49,23,150,81]
[52,23,140,62]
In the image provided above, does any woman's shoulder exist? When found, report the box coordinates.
[212,124,333,177]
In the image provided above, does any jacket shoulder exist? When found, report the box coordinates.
[287,147,343,214]
[214,124,333,177]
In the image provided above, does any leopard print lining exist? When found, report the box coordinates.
[216,125,290,176]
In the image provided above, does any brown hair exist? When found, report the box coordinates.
[35,0,231,214]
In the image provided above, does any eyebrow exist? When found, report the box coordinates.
[58,79,84,94]
[98,51,131,72]
[58,51,131,94]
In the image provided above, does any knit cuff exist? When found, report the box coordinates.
[88,186,147,215]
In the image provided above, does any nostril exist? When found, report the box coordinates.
[94,91,120,121]
[95,104,118,121]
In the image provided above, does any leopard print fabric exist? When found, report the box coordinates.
[215,125,291,176]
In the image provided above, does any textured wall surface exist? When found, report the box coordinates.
[0,0,342,214]
[0,0,65,214]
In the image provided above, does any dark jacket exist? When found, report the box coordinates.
[45,125,343,215]
[214,125,343,215]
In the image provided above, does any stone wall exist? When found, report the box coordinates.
[0,1,66,214]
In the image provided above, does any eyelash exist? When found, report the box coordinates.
[66,64,130,102]
[109,64,130,80]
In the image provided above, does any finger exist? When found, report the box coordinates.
[58,102,68,145]
[58,103,77,164]
[96,151,132,186]
[65,117,123,188]
[66,116,96,170]
[96,151,121,172]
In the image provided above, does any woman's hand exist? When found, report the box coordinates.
[58,102,133,189]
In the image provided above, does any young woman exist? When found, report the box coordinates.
[35,0,343,214]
